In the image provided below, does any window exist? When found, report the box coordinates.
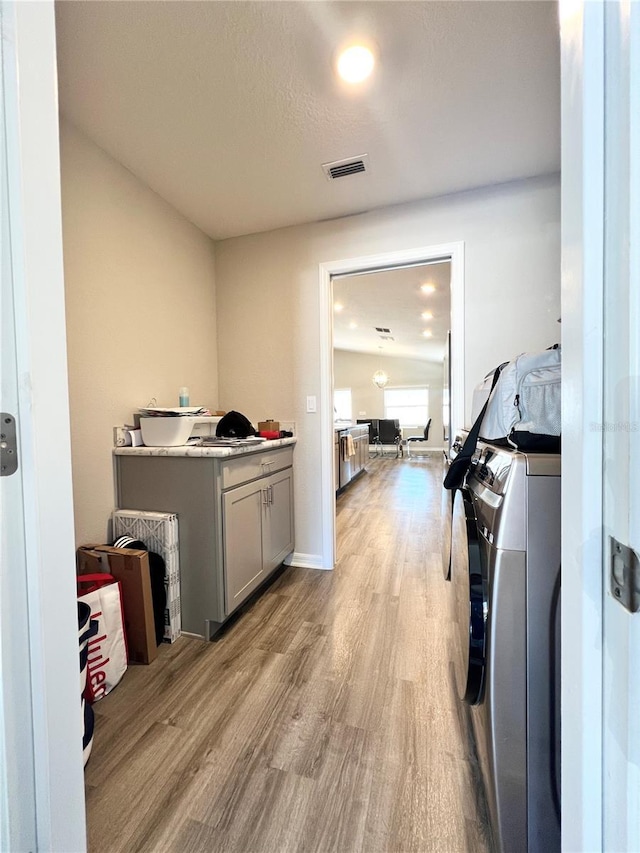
[333,387,352,422]
[384,386,429,428]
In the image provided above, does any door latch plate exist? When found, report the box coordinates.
[610,537,640,613]
[0,413,18,477]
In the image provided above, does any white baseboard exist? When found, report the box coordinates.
[285,552,332,570]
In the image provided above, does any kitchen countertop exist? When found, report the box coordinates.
[334,422,369,432]
[113,436,296,458]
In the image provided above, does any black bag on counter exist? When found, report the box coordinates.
[112,536,166,646]
[216,410,256,438]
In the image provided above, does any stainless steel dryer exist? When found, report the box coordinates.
[451,444,561,852]
[441,429,479,581]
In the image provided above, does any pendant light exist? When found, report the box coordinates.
[372,369,389,389]
[372,346,389,388]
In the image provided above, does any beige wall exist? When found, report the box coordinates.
[334,350,444,446]
[60,121,218,544]
[215,174,560,564]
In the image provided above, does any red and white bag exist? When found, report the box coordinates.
[77,574,128,702]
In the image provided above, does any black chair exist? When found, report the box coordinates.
[376,419,402,457]
[406,419,432,457]
[357,419,380,456]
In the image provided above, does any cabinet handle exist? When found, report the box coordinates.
[268,485,274,504]
[262,488,269,506]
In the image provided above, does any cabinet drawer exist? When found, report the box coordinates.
[220,446,294,491]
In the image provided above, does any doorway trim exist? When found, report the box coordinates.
[318,241,465,569]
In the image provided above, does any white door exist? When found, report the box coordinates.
[601,2,640,849]
[561,1,640,849]
[0,7,36,842]
[1,2,86,849]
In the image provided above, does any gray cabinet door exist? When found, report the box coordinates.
[222,478,266,615]
[264,468,294,572]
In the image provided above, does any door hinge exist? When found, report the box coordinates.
[0,413,18,477]
[610,537,640,613]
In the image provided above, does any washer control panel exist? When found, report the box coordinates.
[471,446,513,496]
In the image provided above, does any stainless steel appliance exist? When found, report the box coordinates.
[338,429,351,489]
[450,442,561,852]
[441,429,475,580]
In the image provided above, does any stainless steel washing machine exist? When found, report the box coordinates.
[450,443,561,852]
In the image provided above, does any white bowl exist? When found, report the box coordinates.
[139,416,194,447]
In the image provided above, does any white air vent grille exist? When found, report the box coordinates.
[322,154,370,181]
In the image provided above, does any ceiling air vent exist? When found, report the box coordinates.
[376,327,394,341]
[322,154,370,181]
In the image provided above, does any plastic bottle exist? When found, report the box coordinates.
[179,386,189,407]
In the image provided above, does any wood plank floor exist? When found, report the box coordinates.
[85,454,492,853]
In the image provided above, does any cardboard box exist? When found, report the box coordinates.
[77,545,158,664]
[258,420,279,432]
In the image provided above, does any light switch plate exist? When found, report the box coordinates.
[306,395,317,413]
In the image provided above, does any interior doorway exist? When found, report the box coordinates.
[318,242,465,569]
[332,261,452,561]
[333,260,451,439]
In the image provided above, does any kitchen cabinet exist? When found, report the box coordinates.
[222,465,293,614]
[115,441,295,639]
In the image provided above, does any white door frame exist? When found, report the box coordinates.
[318,242,465,568]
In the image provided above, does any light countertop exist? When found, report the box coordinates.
[114,436,296,458]
[334,422,369,432]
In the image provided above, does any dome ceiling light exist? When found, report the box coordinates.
[336,44,375,84]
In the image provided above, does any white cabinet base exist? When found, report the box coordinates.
[115,446,294,638]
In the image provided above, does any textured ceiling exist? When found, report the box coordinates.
[55,1,560,241]
[333,262,451,362]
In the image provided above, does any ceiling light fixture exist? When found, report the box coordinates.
[372,345,389,389]
[420,284,436,294]
[336,45,375,84]
[421,311,434,320]
[349,321,358,329]
[334,302,344,312]
[372,370,389,389]
[422,329,433,338]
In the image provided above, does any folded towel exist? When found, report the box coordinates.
[340,435,356,461]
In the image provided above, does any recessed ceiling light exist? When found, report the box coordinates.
[420,284,436,294]
[421,311,434,320]
[422,329,433,338]
[336,45,375,84]
[349,321,358,329]
[334,302,344,312]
